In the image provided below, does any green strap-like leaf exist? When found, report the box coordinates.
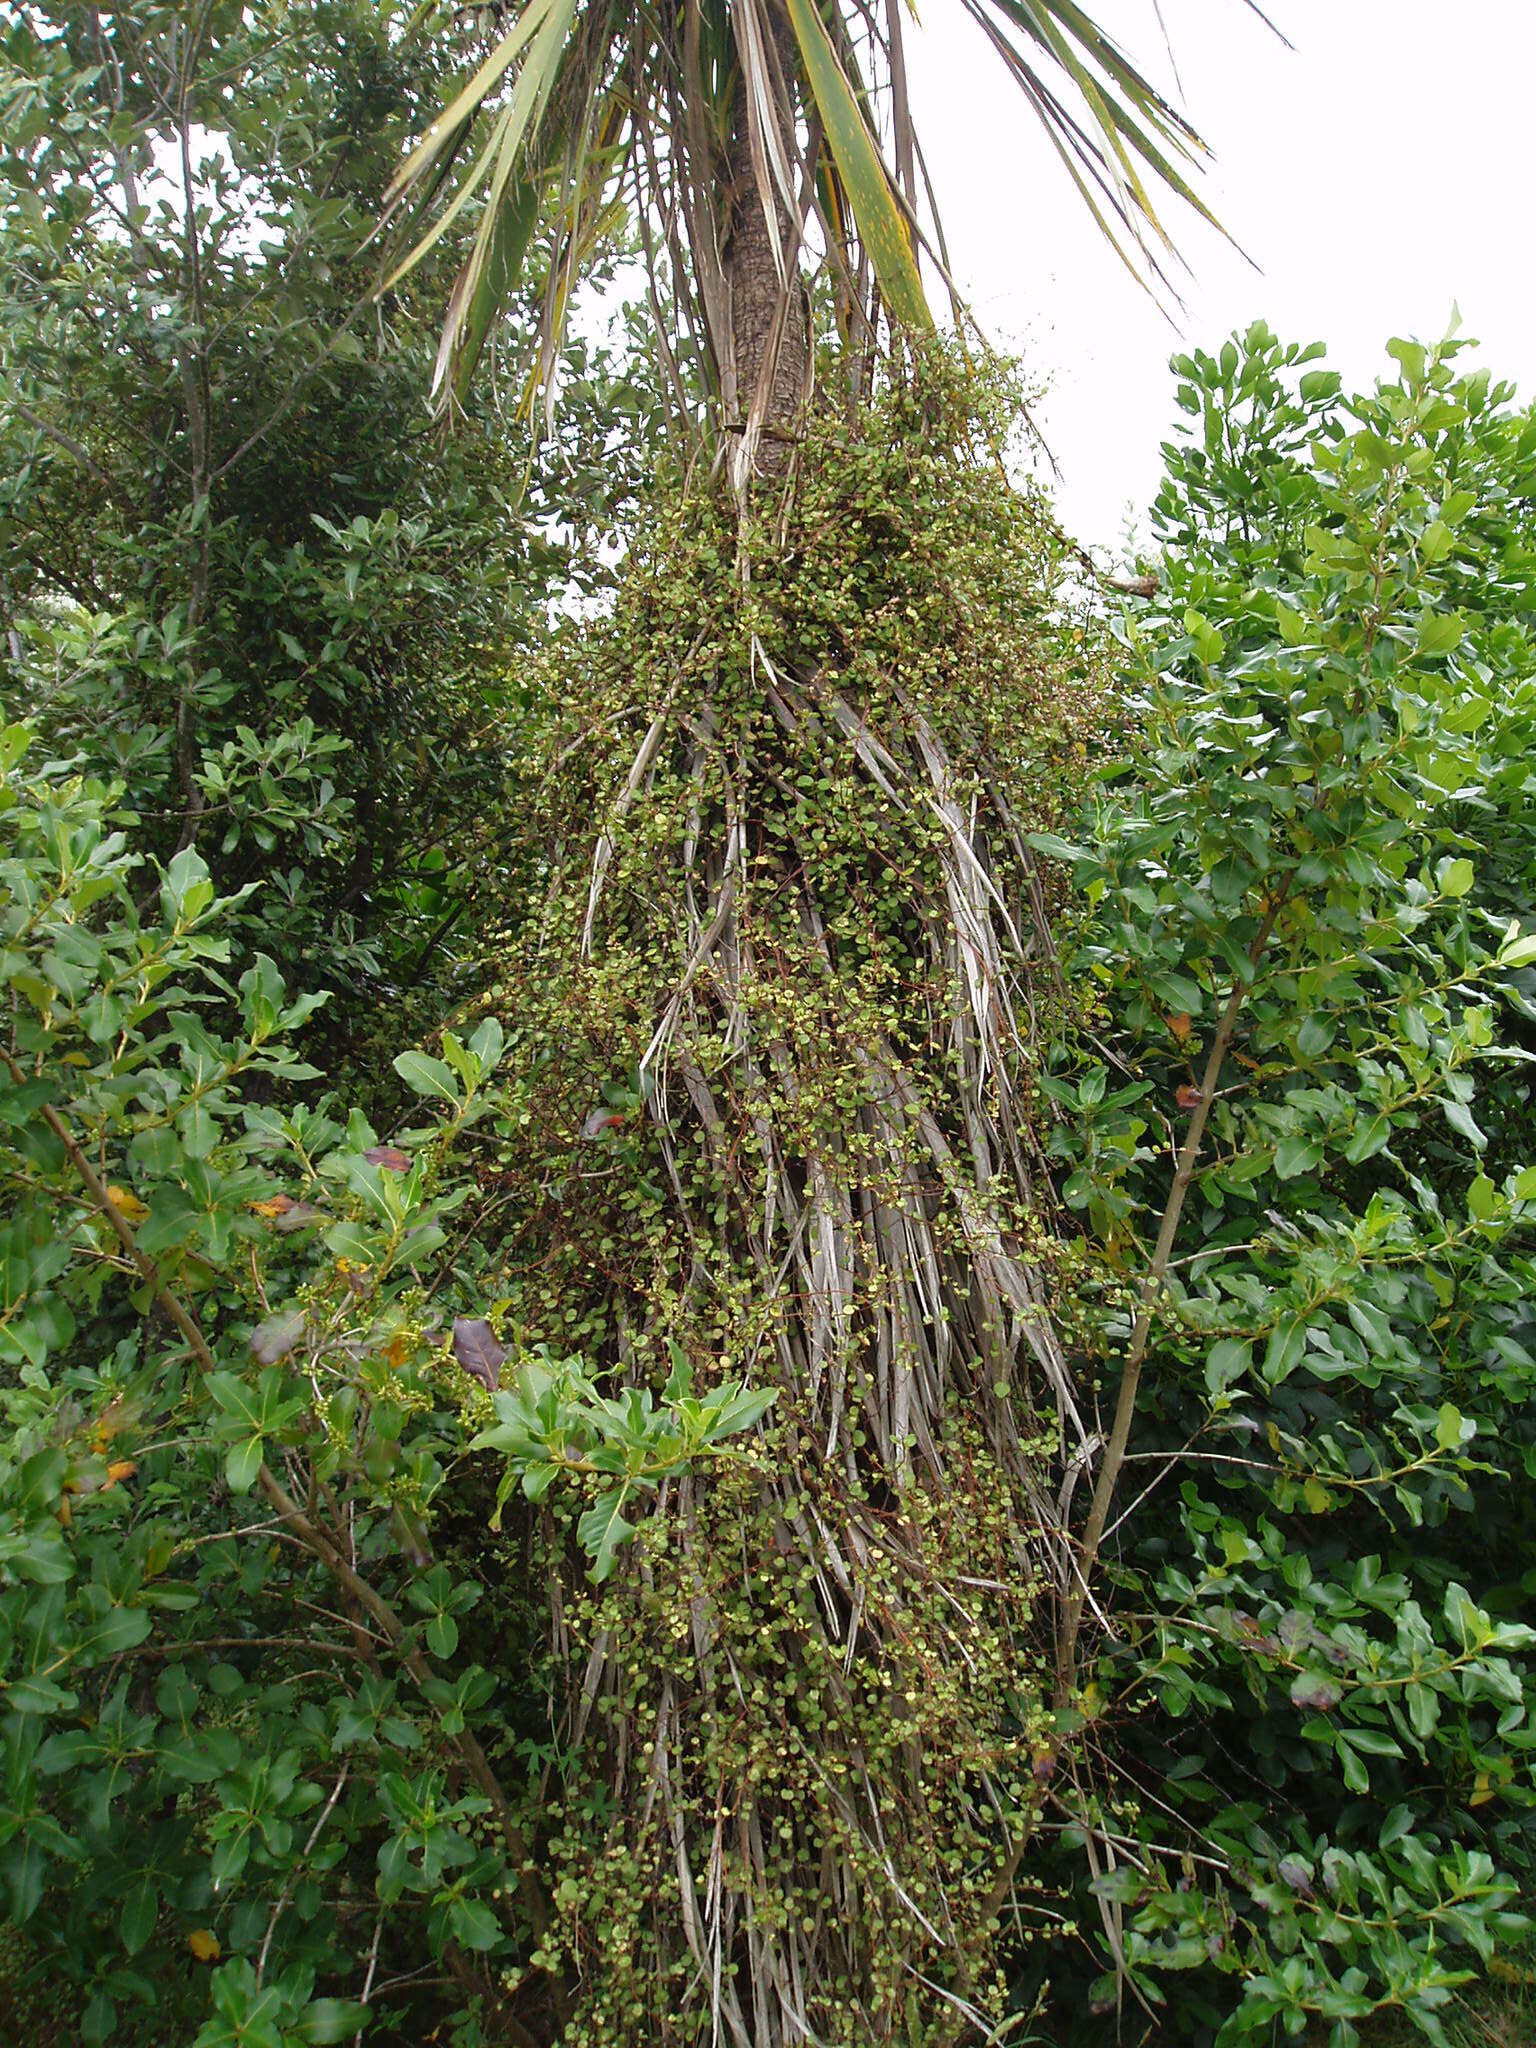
[449,179,541,408]
[782,0,931,331]
[385,0,563,203]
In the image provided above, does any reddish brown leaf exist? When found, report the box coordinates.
[364,1146,411,1172]
[252,1193,327,1231]
[452,1317,506,1391]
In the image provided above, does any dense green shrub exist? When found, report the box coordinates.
[0,727,768,2043]
[1031,323,1536,2042]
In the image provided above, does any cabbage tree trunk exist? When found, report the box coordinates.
[722,7,808,477]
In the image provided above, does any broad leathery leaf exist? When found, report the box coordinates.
[1441,1095,1486,1151]
[701,1384,777,1441]
[299,1999,374,2044]
[1276,1855,1314,1898]
[1026,829,1087,866]
[393,1050,458,1102]
[224,1436,264,1494]
[6,1675,79,1714]
[120,1873,159,1955]
[425,1612,458,1659]
[73,1606,151,1662]
[578,1487,636,1581]
[206,1373,263,1428]
[13,1445,67,1517]
[265,1198,327,1232]
[1263,1316,1308,1384]
[452,1318,506,1391]
[466,1014,506,1077]
[4,1837,50,1922]
[784,0,930,331]
[1415,608,1464,656]
[1204,1337,1249,1395]
[448,1897,502,1953]
[1435,1402,1466,1452]
[1439,856,1474,898]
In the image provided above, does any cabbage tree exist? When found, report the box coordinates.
[376,6,1256,2042]
[386,0,1231,480]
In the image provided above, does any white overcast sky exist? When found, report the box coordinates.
[905,0,1536,548]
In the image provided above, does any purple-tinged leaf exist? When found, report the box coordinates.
[390,1504,432,1569]
[452,1318,506,1391]
[1276,1855,1315,1898]
[251,1310,307,1366]
[1289,1671,1341,1713]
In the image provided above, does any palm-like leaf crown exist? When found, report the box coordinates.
[382,0,1246,429]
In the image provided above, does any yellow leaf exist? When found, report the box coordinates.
[104,1459,138,1489]
[91,1399,129,1448]
[1302,1477,1333,1514]
[105,1184,149,1223]
[1470,1772,1495,1808]
[187,1929,220,1961]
